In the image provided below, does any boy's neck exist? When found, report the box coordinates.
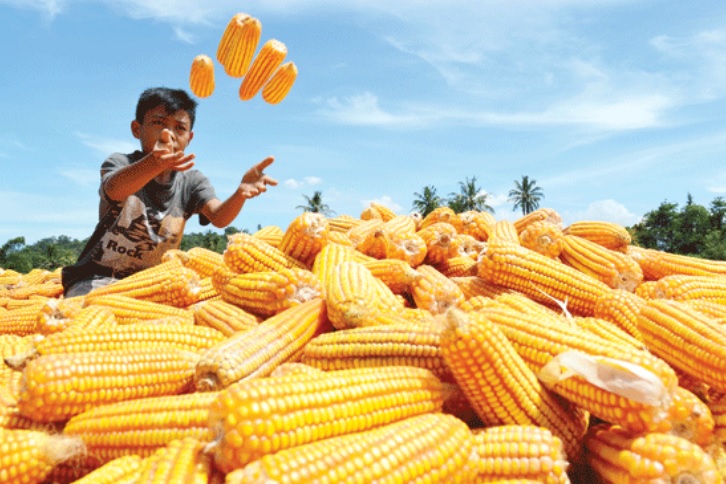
[155,170,174,185]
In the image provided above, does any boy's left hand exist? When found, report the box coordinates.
[238,156,278,198]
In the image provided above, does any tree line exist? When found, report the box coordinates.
[2,176,725,272]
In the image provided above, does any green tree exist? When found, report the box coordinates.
[508,175,544,215]
[710,197,726,231]
[296,191,335,216]
[412,185,443,218]
[447,176,493,214]
[675,194,711,254]
[630,200,680,252]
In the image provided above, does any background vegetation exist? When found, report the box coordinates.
[2,174,725,272]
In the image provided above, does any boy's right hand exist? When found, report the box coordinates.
[153,129,195,172]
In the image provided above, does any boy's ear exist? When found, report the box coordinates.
[188,131,194,143]
[130,120,141,139]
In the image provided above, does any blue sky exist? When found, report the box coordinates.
[2,1,726,245]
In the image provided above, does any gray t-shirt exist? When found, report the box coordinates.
[62,151,217,289]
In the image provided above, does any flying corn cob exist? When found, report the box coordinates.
[63,392,218,464]
[194,298,327,391]
[192,299,259,337]
[189,54,215,98]
[0,428,86,484]
[216,13,262,77]
[584,423,720,483]
[559,234,644,291]
[563,220,631,253]
[277,211,329,268]
[441,308,588,463]
[261,61,297,104]
[223,232,306,274]
[17,347,199,422]
[225,413,475,484]
[206,365,451,472]
[239,39,287,101]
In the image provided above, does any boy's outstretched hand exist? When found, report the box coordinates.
[239,156,278,198]
[153,128,196,172]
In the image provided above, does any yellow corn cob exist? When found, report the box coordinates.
[563,220,631,253]
[359,257,421,294]
[278,212,330,268]
[17,348,199,422]
[1,400,60,432]
[324,260,402,329]
[194,276,219,302]
[635,280,660,299]
[666,385,715,447]
[347,218,387,259]
[470,425,570,483]
[239,39,287,101]
[83,293,194,325]
[360,201,397,221]
[592,289,646,342]
[493,292,563,318]
[709,392,726,442]
[458,210,495,241]
[325,230,354,247]
[192,299,259,337]
[418,222,461,265]
[450,275,515,300]
[628,244,726,280]
[327,214,362,233]
[226,413,475,484]
[441,309,588,463]
[410,264,465,315]
[454,233,487,258]
[310,242,360,288]
[0,300,46,336]
[34,296,84,334]
[217,267,324,318]
[70,455,143,484]
[434,255,478,277]
[216,13,261,77]
[0,335,33,399]
[686,299,726,322]
[0,429,86,484]
[261,61,297,104]
[206,365,451,472]
[489,219,521,247]
[189,54,214,98]
[163,246,225,278]
[300,322,453,381]
[458,294,495,312]
[560,234,644,291]
[85,259,201,308]
[5,297,50,311]
[513,207,563,233]
[419,206,462,232]
[64,391,218,464]
[381,213,418,236]
[585,423,720,483]
[478,241,612,316]
[382,230,428,267]
[519,220,565,259]
[573,316,645,350]
[194,298,327,391]
[136,436,211,483]
[7,281,63,300]
[638,299,726,392]
[651,274,726,304]
[251,225,284,248]
[268,361,324,378]
[223,232,306,274]
[482,301,680,434]
[52,305,117,337]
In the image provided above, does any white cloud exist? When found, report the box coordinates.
[58,168,99,187]
[319,93,430,128]
[0,0,66,19]
[283,176,324,189]
[74,132,137,157]
[304,176,322,186]
[563,199,641,227]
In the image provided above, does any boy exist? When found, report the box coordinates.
[62,87,277,297]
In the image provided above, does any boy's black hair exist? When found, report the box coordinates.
[135,87,198,128]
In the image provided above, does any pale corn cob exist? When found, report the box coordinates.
[325,230,354,247]
[410,264,465,315]
[519,220,565,259]
[494,292,563,318]
[628,244,726,279]
[666,385,715,447]
[478,241,612,316]
[69,455,144,484]
[194,298,327,391]
[450,275,515,300]
[223,232,306,274]
[584,423,720,483]
[261,61,298,104]
[216,13,261,77]
[0,429,85,484]
[418,222,461,265]
[300,322,453,381]
[469,425,570,483]
[226,413,475,484]
[381,213,418,236]
[218,267,323,318]
[360,201,397,221]
[482,301,680,434]
[206,365,451,472]
[441,308,588,463]
[85,259,201,308]
[419,206,462,232]
[189,54,214,98]
[458,210,495,241]
[17,348,199,422]
[239,39,287,101]
[7,281,63,300]
[135,436,211,483]
[454,233,487,258]
[559,234,644,291]
[310,242,360,287]
[513,207,563,233]
[34,296,84,334]
[563,220,631,252]
[278,212,329,268]
[192,299,259,337]
[63,392,218,464]
[327,214,362,233]
[638,298,726,392]
[251,225,284,248]
[382,230,428,267]
[709,392,726,442]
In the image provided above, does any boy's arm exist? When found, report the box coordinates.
[201,156,277,228]
[104,130,195,201]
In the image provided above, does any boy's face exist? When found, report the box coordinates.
[131,105,194,154]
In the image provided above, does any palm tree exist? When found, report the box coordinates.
[447,176,493,214]
[296,191,335,216]
[509,175,544,215]
[412,185,443,218]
